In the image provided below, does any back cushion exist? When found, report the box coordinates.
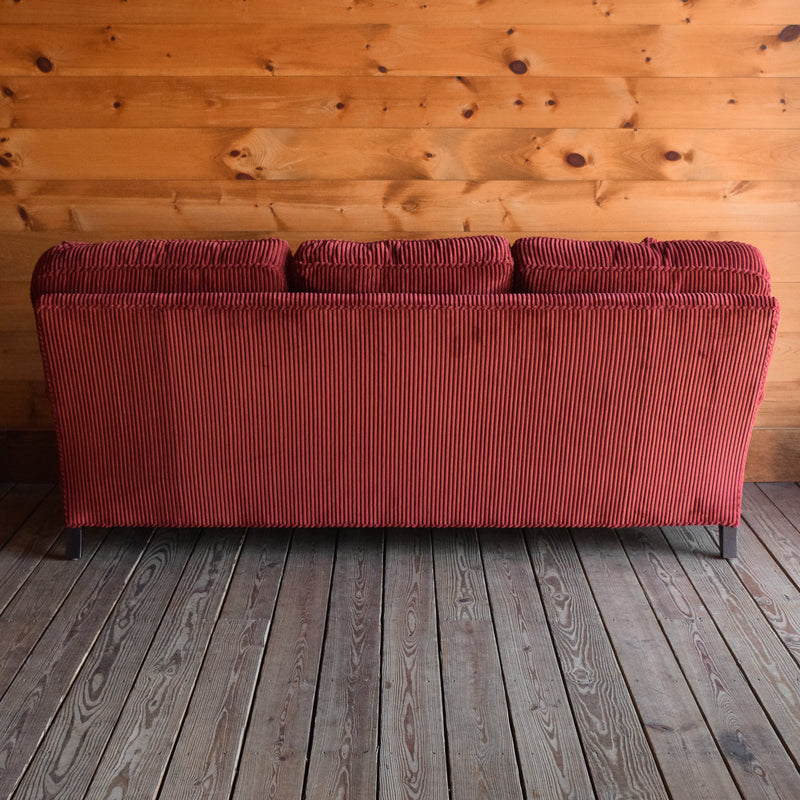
[512,237,771,295]
[31,238,291,301]
[291,235,514,293]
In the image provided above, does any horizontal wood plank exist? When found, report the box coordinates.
[3,127,798,181]
[4,179,800,233]
[1,0,797,25]
[2,77,798,129]
[745,430,800,482]
[754,382,800,429]
[1,25,797,77]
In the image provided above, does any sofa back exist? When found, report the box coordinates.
[33,288,778,530]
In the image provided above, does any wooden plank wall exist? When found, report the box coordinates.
[0,0,798,480]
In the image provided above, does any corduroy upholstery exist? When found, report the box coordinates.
[291,235,514,293]
[513,236,772,295]
[32,237,779,534]
[32,238,291,298]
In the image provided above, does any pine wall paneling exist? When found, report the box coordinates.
[0,1,798,480]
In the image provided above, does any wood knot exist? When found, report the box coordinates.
[36,56,53,73]
[509,60,528,74]
[664,151,682,161]
[778,25,800,42]
[2,87,15,98]
[566,153,587,168]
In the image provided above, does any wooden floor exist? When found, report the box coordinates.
[2,484,800,800]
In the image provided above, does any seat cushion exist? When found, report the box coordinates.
[31,238,291,300]
[291,235,514,293]
[512,237,771,295]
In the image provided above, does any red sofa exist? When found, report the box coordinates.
[31,235,779,559]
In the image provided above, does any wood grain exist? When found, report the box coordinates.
[11,528,194,800]
[0,490,65,611]
[745,431,800,482]
[663,524,800,764]
[5,179,800,233]
[233,530,335,800]
[480,529,594,800]
[574,527,741,800]
[83,529,244,800]
[1,0,797,25]
[0,526,145,800]
[380,529,448,800]
[758,482,800,532]
[432,529,523,800]
[4,127,797,181]
[1,25,798,78]
[527,528,669,800]
[2,77,797,129]
[620,525,800,799]
[0,482,50,551]
[305,530,384,800]
[158,531,290,800]
[742,484,800,587]
[0,525,105,697]
[714,518,800,663]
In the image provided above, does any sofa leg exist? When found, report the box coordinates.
[65,527,83,560]
[720,525,737,559]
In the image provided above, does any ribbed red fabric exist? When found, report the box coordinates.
[291,235,514,293]
[31,238,291,300]
[512,237,772,295]
[34,291,778,530]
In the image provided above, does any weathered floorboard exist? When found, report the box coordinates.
[528,528,669,800]
[718,518,800,664]
[480,529,594,800]
[232,530,336,800]
[620,525,800,800]
[0,526,146,799]
[158,530,290,800]
[1,485,800,800]
[433,529,523,800]
[742,483,800,589]
[0,525,106,698]
[10,528,191,800]
[82,529,244,800]
[574,527,740,800]
[380,529,448,800]
[305,529,384,800]
[663,524,800,765]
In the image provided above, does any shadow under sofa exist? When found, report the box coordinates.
[30,234,780,560]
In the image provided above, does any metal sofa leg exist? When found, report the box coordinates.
[65,527,83,560]
[720,525,737,559]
